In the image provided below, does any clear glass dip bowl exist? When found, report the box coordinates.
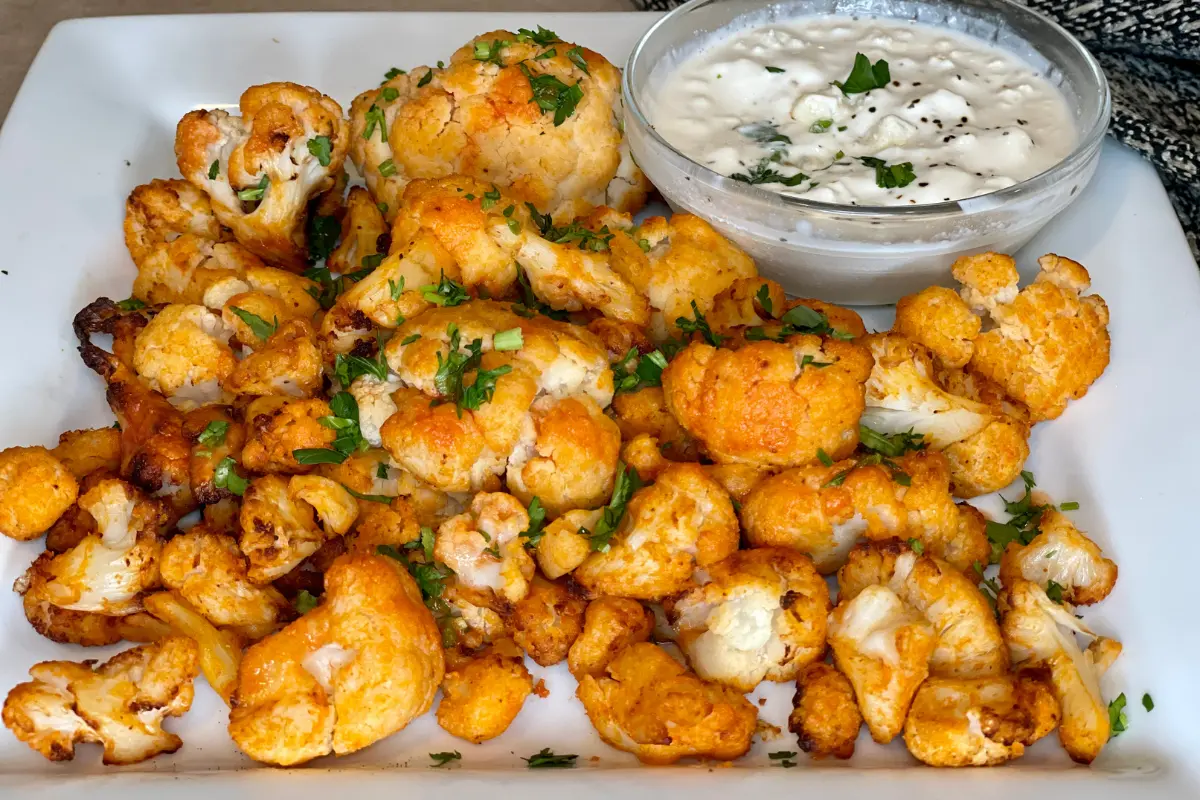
[623,0,1110,305]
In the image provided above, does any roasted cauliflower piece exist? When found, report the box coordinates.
[239,474,358,583]
[573,464,739,601]
[20,588,169,648]
[576,642,757,765]
[892,285,980,369]
[609,386,699,464]
[203,264,322,325]
[661,337,873,468]
[240,396,337,474]
[160,526,290,628]
[0,446,79,541]
[349,31,647,225]
[955,253,1110,421]
[789,662,862,760]
[741,451,988,573]
[328,186,390,276]
[222,319,324,399]
[124,177,228,266]
[176,82,350,270]
[50,428,122,480]
[666,548,829,691]
[2,636,199,764]
[437,638,534,743]
[132,304,237,408]
[827,585,937,743]
[903,674,1059,767]
[229,553,444,766]
[838,541,1009,679]
[999,509,1118,606]
[1001,579,1118,764]
[509,576,587,666]
[567,596,655,679]
[433,492,534,605]
[534,508,599,580]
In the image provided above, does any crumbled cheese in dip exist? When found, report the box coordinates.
[648,17,1077,206]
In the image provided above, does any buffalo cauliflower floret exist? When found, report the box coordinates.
[707,278,868,341]
[132,304,236,408]
[50,428,122,480]
[329,186,390,276]
[223,319,324,399]
[892,285,981,369]
[124,178,228,266]
[534,508,599,580]
[229,553,444,766]
[20,586,169,648]
[181,406,245,505]
[788,662,862,760]
[436,638,534,743]
[240,396,337,474]
[576,642,757,764]
[176,82,349,270]
[567,596,654,679]
[955,252,1110,421]
[827,585,936,743]
[999,509,1118,606]
[204,264,322,325]
[903,674,1059,767]
[573,464,739,601]
[0,446,79,541]
[1000,578,1118,764]
[509,576,587,666]
[2,636,198,764]
[433,492,534,605]
[348,31,647,225]
[135,235,266,307]
[662,337,873,468]
[239,474,358,583]
[667,548,829,692]
[838,541,1009,679]
[741,451,988,573]
[609,386,699,463]
[160,527,290,627]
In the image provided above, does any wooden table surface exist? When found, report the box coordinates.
[0,0,634,125]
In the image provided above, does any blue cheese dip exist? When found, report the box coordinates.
[648,17,1077,205]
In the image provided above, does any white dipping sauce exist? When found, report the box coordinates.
[649,17,1077,206]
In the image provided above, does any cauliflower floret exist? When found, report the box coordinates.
[576,642,757,764]
[574,464,739,601]
[205,265,322,323]
[568,596,654,681]
[50,428,122,480]
[223,319,323,399]
[1000,579,1118,764]
[662,337,873,468]
[437,638,533,743]
[788,662,862,760]
[667,548,829,692]
[20,585,170,647]
[903,674,1059,767]
[433,492,533,606]
[509,576,587,666]
[181,406,246,505]
[176,82,350,270]
[124,178,228,265]
[838,541,1009,678]
[240,396,337,474]
[742,451,988,573]
[0,446,79,541]
[239,474,358,583]
[534,508,599,580]
[609,386,699,463]
[348,32,647,225]
[955,252,1110,421]
[827,585,937,743]
[160,527,290,627]
[229,553,444,766]
[707,278,868,341]
[132,304,236,408]
[999,510,1117,605]
[2,636,199,764]
[329,186,390,276]
[136,237,266,307]
[440,578,510,652]
[892,285,981,369]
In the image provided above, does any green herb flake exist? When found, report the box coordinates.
[207,160,219,179]
[636,237,651,253]
[480,185,502,211]
[581,463,642,553]
[474,38,510,66]
[306,136,333,167]
[859,425,926,458]
[420,270,470,307]
[197,420,229,449]
[566,45,589,74]
[376,462,390,480]
[389,277,405,301]
[377,202,389,214]
[611,347,669,394]
[399,334,420,346]
[230,307,278,341]
[376,544,451,616]
[213,456,249,496]
[379,87,400,103]
[833,53,891,95]
[764,65,785,73]
[858,156,917,189]
[1142,693,1154,712]
[523,748,577,769]
[116,297,147,312]
[294,590,319,614]
[520,497,548,548]
[1059,501,1080,511]
[675,300,724,347]
[817,448,834,467]
[306,215,341,264]
[755,283,775,317]
[417,69,433,88]
[517,62,584,126]
[237,174,270,203]
[1108,693,1128,738]
[730,156,808,187]
[533,47,557,60]
[515,26,560,45]
[769,750,798,768]
[908,538,925,555]
[378,158,397,178]
[430,751,461,768]
[1044,579,1065,604]
[809,118,834,133]
[383,67,405,81]
[493,327,524,351]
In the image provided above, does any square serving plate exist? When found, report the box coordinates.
[0,11,1198,798]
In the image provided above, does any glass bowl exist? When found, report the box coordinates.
[623,0,1110,305]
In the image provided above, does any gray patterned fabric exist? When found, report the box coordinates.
[628,0,1200,259]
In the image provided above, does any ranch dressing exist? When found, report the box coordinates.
[649,17,1077,206]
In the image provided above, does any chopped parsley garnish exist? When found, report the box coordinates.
[636,237,651,253]
[229,307,278,340]
[430,751,461,767]
[474,38,509,66]
[581,463,642,552]
[213,456,248,496]
[764,65,785,73]
[809,118,834,133]
[745,303,855,343]
[306,214,341,263]
[433,323,510,415]
[982,471,1080,563]
[534,48,556,60]
[376,462,390,480]
[389,277,405,301]
[306,136,333,167]
[517,62,584,126]
[480,185,502,211]
[908,538,925,554]
[823,449,911,488]
[736,121,792,147]
[520,497,547,548]
[507,218,521,235]
[293,448,348,465]
[972,561,1002,616]
[379,86,399,103]
[1108,693,1128,737]
[566,45,589,74]
[294,590,319,614]
[833,53,891,95]
[376,544,451,616]
[383,67,405,81]
[515,26,560,45]
[237,174,270,203]
[295,392,370,465]
[817,448,834,467]
[342,485,395,504]
[1044,579,1065,604]
[197,420,229,449]
[730,156,808,186]
[858,156,917,189]
[1059,501,1080,511]
[461,363,512,411]
[756,284,774,317]
[768,751,798,768]
[417,69,434,88]
[799,354,832,369]
[400,334,421,346]
[493,327,524,351]
[333,346,388,387]
[378,158,397,178]
[116,297,147,311]
[676,300,724,347]
[1143,693,1154,712]
[420,270,470,307]
[377,202,388,214]
[612,347,668,393]
[523,748,577,769]
[544,222,614,252]
[363,104,388,142]
[859,426,926,458]
[207,160,219,179]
